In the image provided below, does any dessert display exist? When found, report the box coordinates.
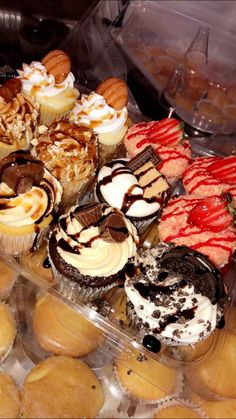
[69,77,130,165]
[0,77,39,159]
[182,155,236,199]
[31,120,98,207]
[0,302,16,362]
[0,151,62,255]
[21,356,104,418]
[125,245,225,346]
[0,372,21,418]
[158,195,236,267]
[18,50,79,126]
[48,202,138,302]
[124,118,191,181]
[96,146,169,230]
[33,294,104,356]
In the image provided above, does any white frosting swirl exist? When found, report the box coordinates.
[0,169,62,227]
[18,61,75,98]
[69,92,128,134]
[125,246,220,345]
[54,205,138,277]
[97,159,161,218]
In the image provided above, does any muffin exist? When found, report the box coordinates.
[18,50,79,126]
[0,151,62,255]
[33,294,104,356]
[21,356,104,418]
[96,146,169,232]
[153,402,205,418]
[115,346,178,402]
[31,120,98,208]
[125,245,225,346]
[182,155,236,200]
[0,77,39,159]
[0,372,21,418]
[159,195,236,267]
[124,118,191,181]
[201,399,236,418]
[0,260,18,300]
[20,240,54,283]
[48,202,138,302]
[69,77,129,165]
[0,303,16,362]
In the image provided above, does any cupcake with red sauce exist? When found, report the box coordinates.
[182,156,236,202]
[124,118,191,182]
[158,194,236,267]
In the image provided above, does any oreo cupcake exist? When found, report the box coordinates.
[125,245,226,347]
[48,202,138,302]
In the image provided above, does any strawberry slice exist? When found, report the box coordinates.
[188,195,234,232]
[207,156,236,184]
[148,118,184,147]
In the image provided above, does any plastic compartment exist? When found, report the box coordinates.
[114,1,236,134]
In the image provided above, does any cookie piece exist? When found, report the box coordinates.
[96,77,128,110]
[41,50,71,83]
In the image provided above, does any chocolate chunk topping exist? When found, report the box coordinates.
[0,151,44,193]
[99,212,129,243]
[74,203,103,227]
[126,146,161,172]
[0,77,21,103]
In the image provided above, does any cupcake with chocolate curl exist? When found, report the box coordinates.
[0,151,62,255]
[48,202,138,302]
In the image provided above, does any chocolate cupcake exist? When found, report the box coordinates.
[125,245,226,346]
[48,202,138,302]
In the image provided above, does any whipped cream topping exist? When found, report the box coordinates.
[54,205,138,277]
[125,246,222,345]
[18,61,75,98]
[0,169,62,227]
[97,159,162,218]
[69,92,128,135]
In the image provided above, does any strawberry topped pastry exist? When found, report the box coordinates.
[182,156,236,201]
[159,194,236,268]
[124,117,191,181]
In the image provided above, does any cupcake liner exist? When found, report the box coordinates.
[61,178,91,212]
[0,303,17,364]
[98,141,126,168]
[152,397,209,418]
[50,259,120,303]
[39,105,72,127]
[0,270,18,302]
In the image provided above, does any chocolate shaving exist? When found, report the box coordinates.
[126,146,161,172]
[99,212,129,243]
[74,202,103,227]
[0,78,21,103]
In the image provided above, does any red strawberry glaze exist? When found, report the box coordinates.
[182,156,236,201]
[159,195,236,267]
[124,121,191,181]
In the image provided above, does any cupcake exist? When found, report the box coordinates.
[18,50,79,126]
[124,118,191,182]
[0,260,17,300]
[201,399,236,418]
[48,202,138,302]
[69,77,129,166]
[0,77,39,159]
[33,294,104,357]
[0,372,21,418]
[21,356,104,418]
[115,346,178,402]
[96,146,169,233]
[182,155,236,200]
[0,151,62,255]
[31,120,98,208]
[125,245,225,347]
[153,400,206,418]
[159,195,236,267]
[0,303,16,362]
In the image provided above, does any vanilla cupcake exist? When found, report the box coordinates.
[0,78,39,159]
[33,294,104,356]
[0,372,21,418]
[48,202,138,302]
[0,303,16,363]
[31,120,98,208]
[18,50,79,126]
[21,356,104,418]
[0,151,62,255]
[69,77,129,165]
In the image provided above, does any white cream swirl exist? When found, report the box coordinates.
[18,61,75,98]
[0,169,62,227]
[55,206,138,277]
[69,92,128,135]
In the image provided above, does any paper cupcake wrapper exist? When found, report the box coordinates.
[50,260,120,303]
[0,271,18,302]
[152,397,209,418]
[0,303,17,364]
[0,225,50,256]
[39,105,72,127]
[98,142,126,168]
